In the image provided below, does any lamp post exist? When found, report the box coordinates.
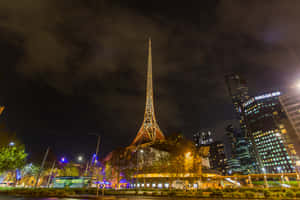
[139,149,145,188]
[248,175,253,188]
[261,167,268,188]
[135,148,143,189]
[277,167,284,186]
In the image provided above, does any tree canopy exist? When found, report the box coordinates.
[0,145,27,173]
[0,124,27,173]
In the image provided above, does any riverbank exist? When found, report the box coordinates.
[1,187,300,199]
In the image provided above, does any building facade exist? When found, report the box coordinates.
[225,73,249,134]
[209,141,227,175]
[193,130,213,147]
[243,91,297,173]
[225,74,255,174]
[279,92,300,155]
[225,124,255,174]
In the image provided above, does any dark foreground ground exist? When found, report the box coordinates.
[0,196,209,200]
[0,195,293,200]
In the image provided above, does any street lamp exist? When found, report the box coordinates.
[9,142,15,146]
[185,152,191,158]
[77,156,83,162]
[261,167,268,188]
[293,81,300,90]
[277,167,284,186]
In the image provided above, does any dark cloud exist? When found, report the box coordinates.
[0,0,300,156]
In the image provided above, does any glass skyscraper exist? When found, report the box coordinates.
[243,91,297,173]
[225,74,255,174]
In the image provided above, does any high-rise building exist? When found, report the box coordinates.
[243,91,297,173]
[225,74,255,174]
[225,73,249,114]
[225,124,255,174]
[209,141,227,175]
[225,73,249,134]
[279,92,300,155]
[193,130,213,147]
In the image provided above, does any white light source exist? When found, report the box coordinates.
[9,142,15,146]
[277,167,281,172]
[78,156,83,162]
[293,81,300,90]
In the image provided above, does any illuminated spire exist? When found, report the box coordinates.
[131,38,165,145]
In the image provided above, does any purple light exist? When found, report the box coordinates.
[60,157,68,163]
[92,154,99,164]
[16,169,21,180]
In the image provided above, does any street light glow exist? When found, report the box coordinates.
[294,81,300,89]
[9,142,15,146]
[78,156,83,162]
[185,152,191,158]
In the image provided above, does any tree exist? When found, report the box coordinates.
[105,163,112,181]
[0,144,27,173]
[60,164,80,176]
[21,163,40,177]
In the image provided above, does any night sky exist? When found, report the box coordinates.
[1,0,300,160]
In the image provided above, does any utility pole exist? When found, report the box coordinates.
[88,133,101,191]
[95,135,101,197]
[95,135,101,166]
[47,160,56,188]
[35,147,50,188]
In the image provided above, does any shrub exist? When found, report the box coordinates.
[224,188,234,192]
[196,190,203,197]
[232,191,243,198]
[210,190,223,198]
[168,191,176,196]
[245,191,255,198]
[285,190,295,198]
[273,192,283,198]
[296,191,300,198]
[263,190,271,198]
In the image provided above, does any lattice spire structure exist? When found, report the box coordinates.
[131,38,165,145]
